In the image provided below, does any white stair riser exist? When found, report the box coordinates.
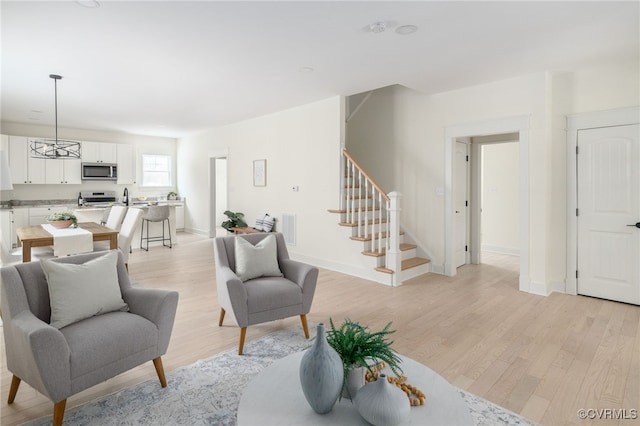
[400,262,432,281]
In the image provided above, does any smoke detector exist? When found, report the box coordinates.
[369,21,387,34]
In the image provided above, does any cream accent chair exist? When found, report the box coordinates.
[104,205,127,231]
[94,205,128,251]
[118,207,144,269]
[213,232,318,355]
[0,250,179,426]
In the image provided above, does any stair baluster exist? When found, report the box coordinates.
[332,150,431,286]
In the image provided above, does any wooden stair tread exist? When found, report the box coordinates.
[327,207,380,214]
[346,195,372,200]
[374,257,431,274]
[362,243,417,257]
[338,218,388,227]
[350,231,405,242]
[401,257,431,270]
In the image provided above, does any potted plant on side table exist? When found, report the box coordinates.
[326,318,403,401]
[221,210,247,232]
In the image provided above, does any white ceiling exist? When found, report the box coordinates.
[2,1,638,139]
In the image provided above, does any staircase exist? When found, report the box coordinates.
[329,150,431,286]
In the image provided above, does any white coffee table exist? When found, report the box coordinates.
[238,351,474,425]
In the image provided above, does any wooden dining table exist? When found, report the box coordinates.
[16,222,118,262]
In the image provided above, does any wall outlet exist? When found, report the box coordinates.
[292,185,299,192]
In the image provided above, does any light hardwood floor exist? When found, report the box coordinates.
[1,234,638,425]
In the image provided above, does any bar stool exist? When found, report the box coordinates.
[140,205,172,251]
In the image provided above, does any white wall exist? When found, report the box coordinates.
[0,121,177,201]
[347,73,547,275]
[177,96,370,271]
[346,58,638,292]
[481,142,519,254]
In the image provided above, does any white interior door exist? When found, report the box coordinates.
[454,141,469,268]
[577,124,640,305]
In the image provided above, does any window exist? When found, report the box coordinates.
[142,154,172,187]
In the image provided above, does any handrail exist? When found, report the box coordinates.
[342,150,390,201]
[340,149,402,285]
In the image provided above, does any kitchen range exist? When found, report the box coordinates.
[79,190,118,207]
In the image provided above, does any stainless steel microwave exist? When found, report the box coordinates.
[81,163,117,181]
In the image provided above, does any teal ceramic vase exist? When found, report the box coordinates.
[299,323,343,414]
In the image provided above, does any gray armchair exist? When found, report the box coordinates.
[0,250,179,426]
[214,232,318,355]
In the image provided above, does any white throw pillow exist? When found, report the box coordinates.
[234,234,283,282]
[262,215,275,232]
[41,251,129,329]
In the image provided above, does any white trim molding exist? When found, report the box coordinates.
[444,115,531,293]
[565,106,640,296]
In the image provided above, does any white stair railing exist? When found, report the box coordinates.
[342,150,401,276]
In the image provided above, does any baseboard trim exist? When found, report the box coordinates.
[185,227,209,236]
[481,245,520,256]
[527,280,549,296]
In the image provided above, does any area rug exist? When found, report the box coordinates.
[23,325,536,426]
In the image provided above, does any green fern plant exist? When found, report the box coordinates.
[326,318,403,396]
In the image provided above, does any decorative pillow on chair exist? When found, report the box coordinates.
[40,250,129,329]
[234,234,283,281]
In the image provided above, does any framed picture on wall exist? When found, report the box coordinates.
[253,159,266,187]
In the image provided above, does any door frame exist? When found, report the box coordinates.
[454,139,471,267]
[208,149,229,238]
[566,106,640,295]
[444,115,530,292]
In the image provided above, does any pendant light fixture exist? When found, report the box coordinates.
[30,74,81,159]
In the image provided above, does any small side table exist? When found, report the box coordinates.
[230,227,263,235]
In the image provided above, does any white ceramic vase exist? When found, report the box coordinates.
[355,373,410,426]
[299,323,343,414]
[342,365,365,400]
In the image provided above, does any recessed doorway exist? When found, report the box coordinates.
[209,156,228,238]
[444,115,530,293]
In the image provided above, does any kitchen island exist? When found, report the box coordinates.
[74,202,183,249]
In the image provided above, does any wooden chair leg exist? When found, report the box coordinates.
[300,314,310,339]
[218,308,225,326]
[8,375,20,403]
[238,327,247,355]
[153,357,167,388]
[52,399,67,426]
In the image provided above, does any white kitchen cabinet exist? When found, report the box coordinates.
[117,144,136,184]
[45,158,82,184]
[2,208,28,251]
[29,205,74,226]
[9,136,47,184]
[0,209,11,253]
[1,134,8,152]
[175,203,185,230]
[29,207,54,225]
[82,141,117,163]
